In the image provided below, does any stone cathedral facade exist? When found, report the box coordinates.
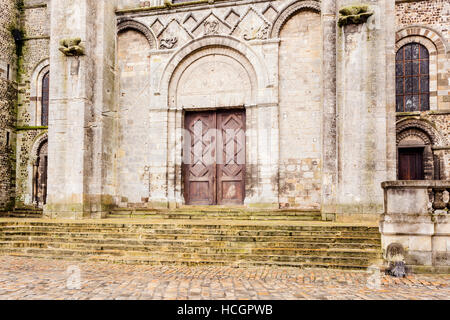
[0,0,448,223]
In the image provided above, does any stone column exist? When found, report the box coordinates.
[336,0,396,220]
[321,0,338,220]
[46,0,117,219]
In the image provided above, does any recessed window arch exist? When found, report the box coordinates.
[41,72,49,126]
[396,42,430,112]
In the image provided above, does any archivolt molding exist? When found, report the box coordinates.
[158,35,270,99]
[396,119,443,146]
[30,132,48,164]
[397,129,432,146]
[270,0,321,38]
[117,19,157,49]
[396,26,447,55]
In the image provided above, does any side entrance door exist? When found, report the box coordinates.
[34,141,48,206]
[183,110,246,205]
[398,147,424,180]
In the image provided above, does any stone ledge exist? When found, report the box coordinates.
[382,180,450,189]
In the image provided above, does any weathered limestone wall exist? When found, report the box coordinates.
[14,0,49,208]
[0,0,18,211]
[117,29,153,205]
[336,0,397,220]
[278,10,322,210]
[380,181,450,272]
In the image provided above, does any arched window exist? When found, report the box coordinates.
[396,43,430,112]
[41,72,49,126]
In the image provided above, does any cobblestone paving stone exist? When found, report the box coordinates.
[0,256,448,300]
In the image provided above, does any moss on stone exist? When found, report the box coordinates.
[15,126,48,131]
[338,5,374,27]
[15,0,24,12]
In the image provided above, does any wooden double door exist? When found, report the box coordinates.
[183,110,246,205]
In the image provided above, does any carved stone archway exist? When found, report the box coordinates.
[396,119,443,180]
[117,19,157,49]
[270,0,321,38]
[154,35,279,207]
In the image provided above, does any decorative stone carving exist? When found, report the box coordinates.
[428,186,450,214]
[150,18,164,36]
[183,13,197,30]
[224,9,240,26]
[262,3,278,22]
[338,5,374,27]
[59,38,85,56]
[396,119,442,146]
[243,24,270,41]
[385,243,407,278]
[191,12,232,37]
[204,21,219,35]
[231,7,271,41]
[160,37,178,49]
[157,19,193,49]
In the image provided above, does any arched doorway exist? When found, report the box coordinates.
[33,140,48,207]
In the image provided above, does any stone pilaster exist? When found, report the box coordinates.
[321,0,338,220]
[46,0,117,219]
[336,0,396,219]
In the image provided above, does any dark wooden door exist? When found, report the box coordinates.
[398,148,424,180]
[183,110,246,205]
[217,110,246,205]
[184,112,217,205]
[37,141,48,205]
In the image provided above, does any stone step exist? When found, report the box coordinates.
[110,208,320,214]
[0,229,380,240]
[0,222,380,233]
[0,219,381,270]
[0,251,378,270]
[107,214,322,221]
[0,247,380,267]
[0,240,381,253]
[0,234,381,246]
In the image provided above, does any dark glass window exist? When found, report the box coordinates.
[41,72,49,126]
[396,43,430,112]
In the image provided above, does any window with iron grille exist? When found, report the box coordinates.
[395,43,430,112]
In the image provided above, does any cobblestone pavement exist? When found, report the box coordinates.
[0,256,448,300]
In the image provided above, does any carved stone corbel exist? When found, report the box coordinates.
[59,38,85,56]
[338,5,374,28]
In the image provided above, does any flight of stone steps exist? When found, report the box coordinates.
[108,207,323,221]
[1,209,43,218]
[0,220,382,270]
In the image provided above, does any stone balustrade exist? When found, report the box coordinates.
[380,181,450,273]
